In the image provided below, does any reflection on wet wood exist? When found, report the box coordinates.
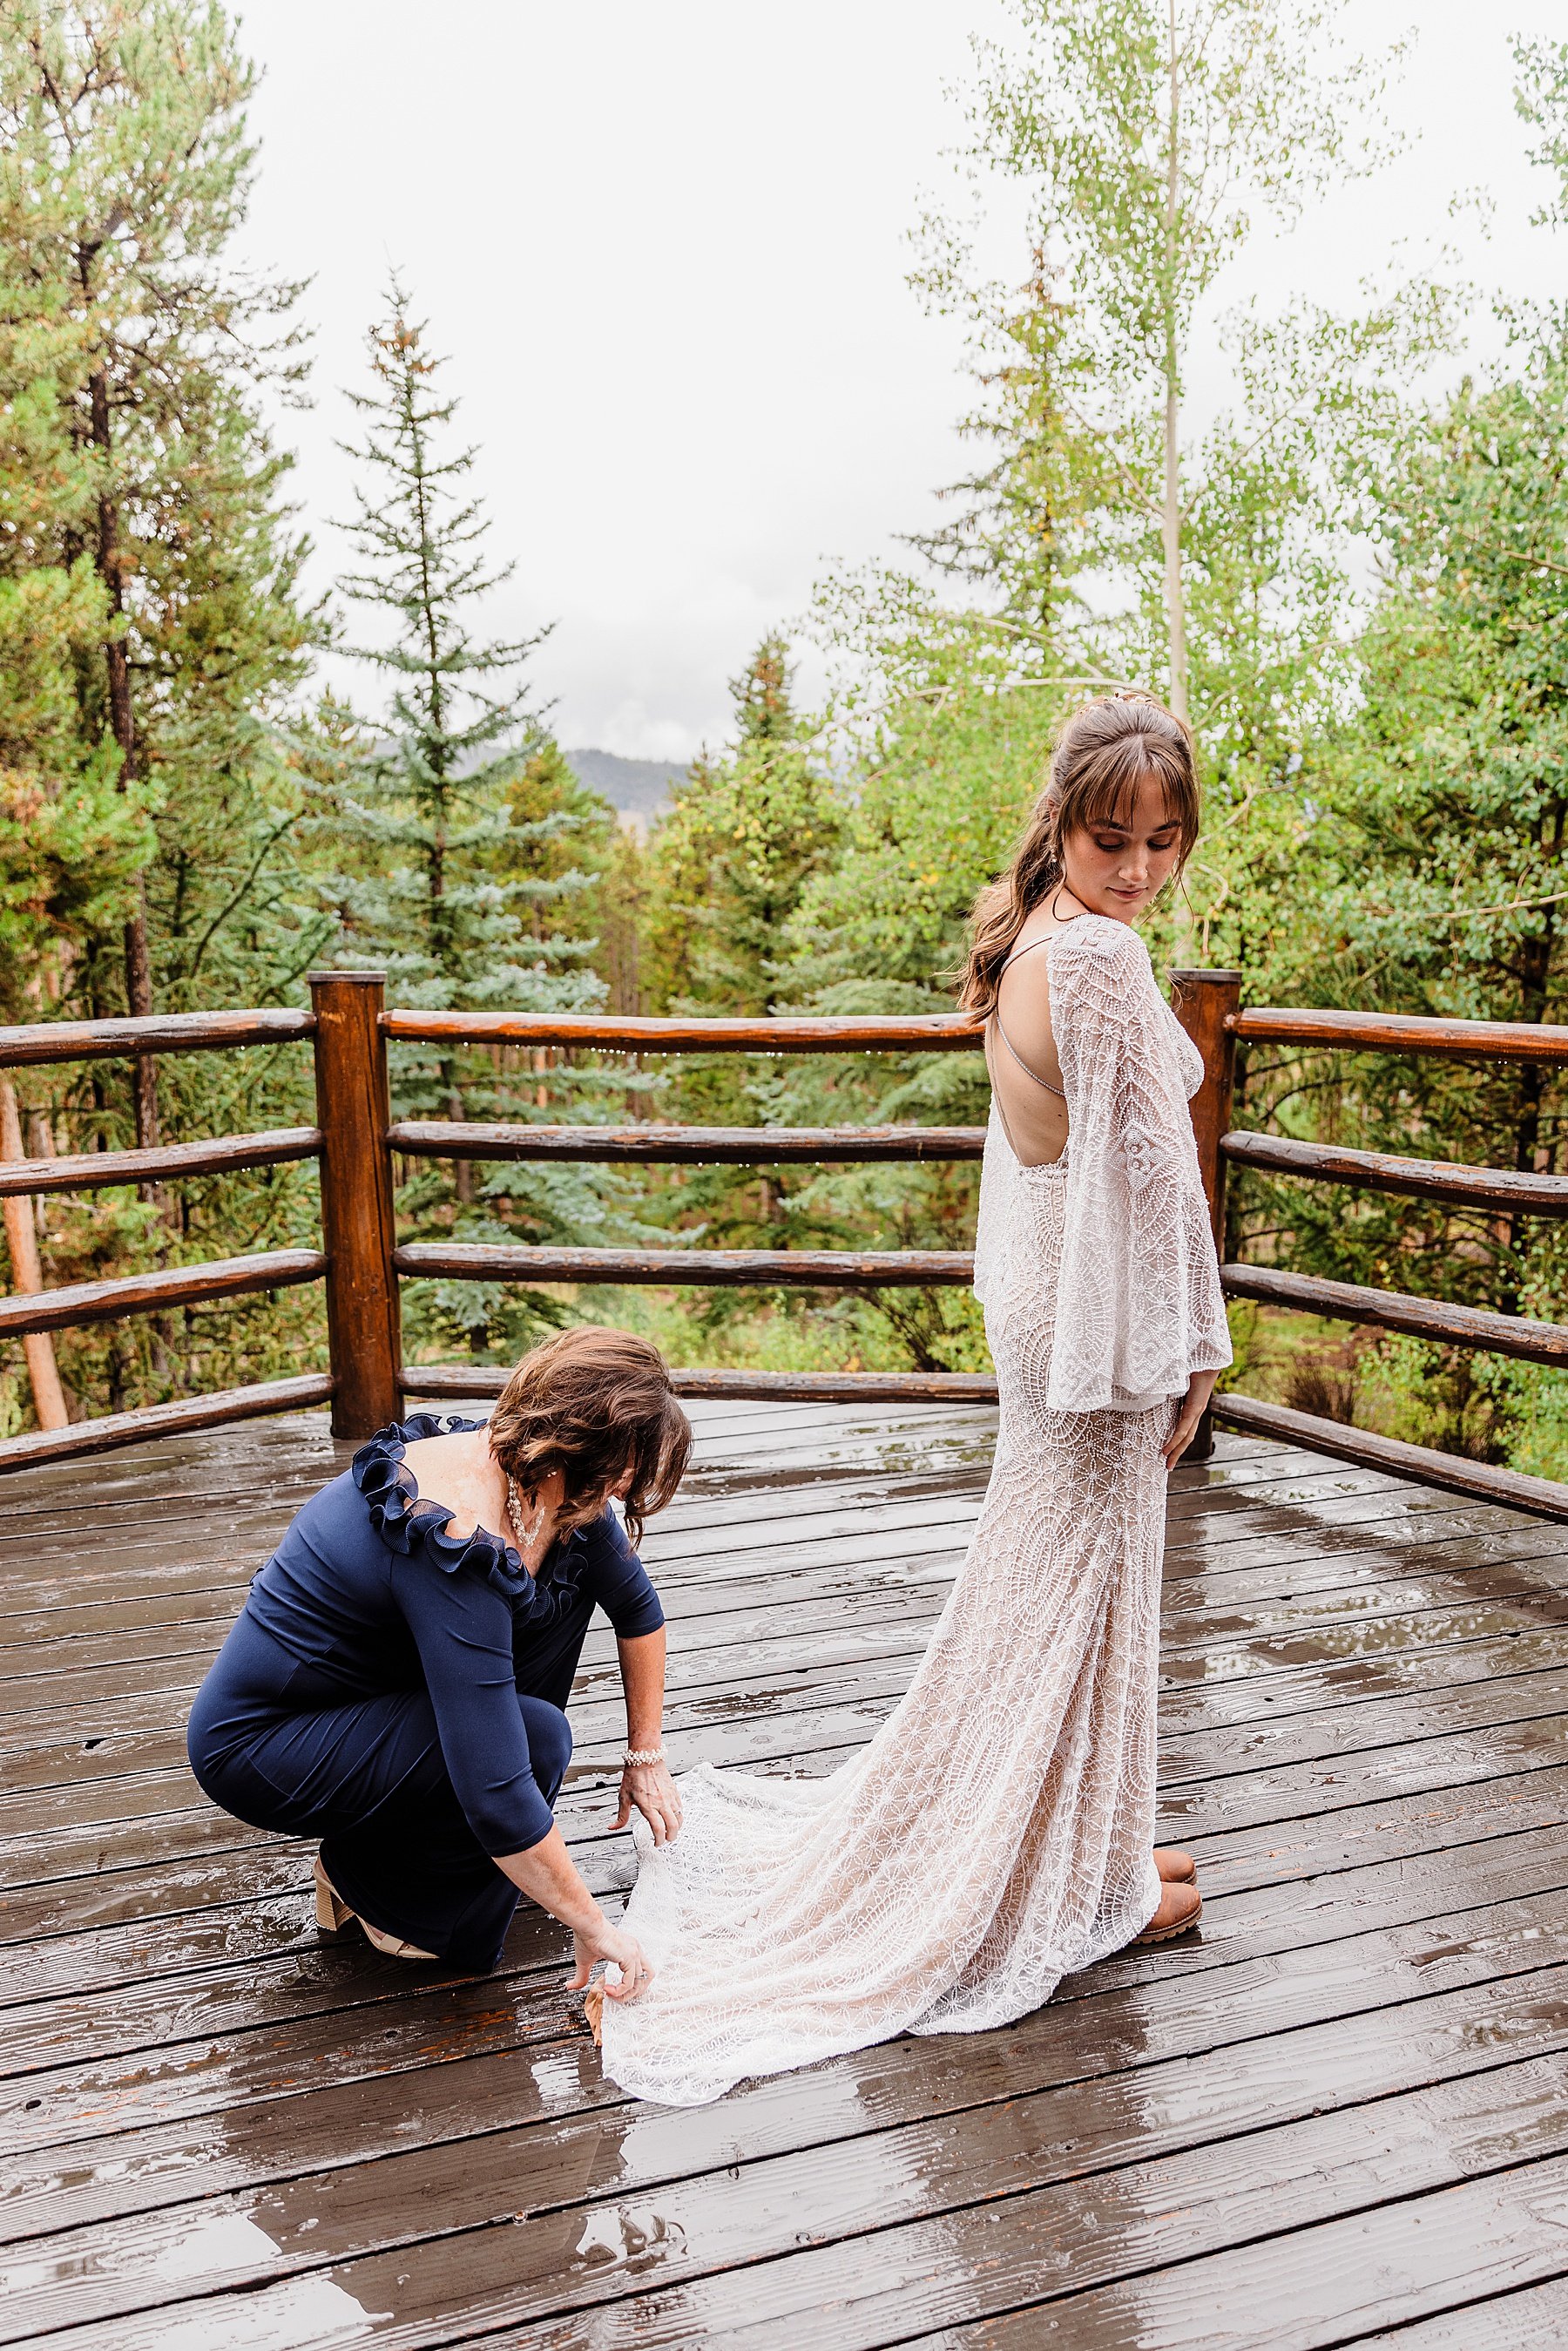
[2,1405,1566,2344]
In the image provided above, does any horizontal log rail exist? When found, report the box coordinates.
[393,1241,976,1290]
[388,1120,987,1165]
[1220,1262,1568,1370]
[1230,1006,1568,1066]
[0,1008,314,1070]
[0,1126,321,1201]
[0,1372,335,1477]
[1220,1130,1568,1218]
[382,1010,985,1054]
[0,1247,328,1341]
[3,972,1565,1517]
[1212,1391,1568,1524]
[401,1364,1001,1406]
[400,1363,1568,1517]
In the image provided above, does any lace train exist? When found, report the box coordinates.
[603,1153,1176,2105]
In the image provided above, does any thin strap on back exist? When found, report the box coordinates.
[990,935,1066,1102]
[991,1012,1066,1101]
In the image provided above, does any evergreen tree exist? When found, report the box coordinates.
[330,282,637,1361]
[0,0,323,1132]
[332,282,598,1026]
[1215,40,1568,1475]
[1223,342,1568,1470]
[0,1,335,1431]
[643,635,840,1019]
[633,638,843,1332]
[0,566,152,1023]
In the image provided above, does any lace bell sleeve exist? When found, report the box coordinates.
[1046,918,1233,1413]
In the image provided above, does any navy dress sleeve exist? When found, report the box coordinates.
[575,1507,666,1638]
[389,1555,557,1854]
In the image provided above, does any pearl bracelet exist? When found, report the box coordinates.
[623,1747,666,1768]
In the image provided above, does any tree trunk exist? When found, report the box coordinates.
[1162,0,1196,962]
[88,359,160,1148]
[0,1081,70,1431]
[1501,909,1555,1311]
[1161,0,1187,726]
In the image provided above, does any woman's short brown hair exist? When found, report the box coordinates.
[487,1326,692,1547]
[960,689,1200,1016]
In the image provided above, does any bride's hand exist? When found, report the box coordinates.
[1162,1371,1219,1469]
[612,1759,683,1845]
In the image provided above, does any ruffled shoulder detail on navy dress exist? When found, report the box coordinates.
[351,1413,585,1626]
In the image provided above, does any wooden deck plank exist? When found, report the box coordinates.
[1,1408,1565,2346]
[1348,2275,1568,2347]
[10,1609,1568,1772]
[10,1650,1568,1826]
[25,2062,1568,2348]
[6,1839,1565,2185]
[9,1963,1568,2342]
[10,1741,1568,1975]
[4,1836,1565,2250]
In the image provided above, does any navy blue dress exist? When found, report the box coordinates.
[186,1414,666,1970]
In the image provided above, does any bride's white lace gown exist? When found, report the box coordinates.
[602,914,1233,2105]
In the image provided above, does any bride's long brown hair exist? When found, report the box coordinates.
[959,691,1200,1017]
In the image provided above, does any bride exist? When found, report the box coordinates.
[594,688,1233,2105]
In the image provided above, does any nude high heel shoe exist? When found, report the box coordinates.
[313,1852,353,1933]
[313,1853,438,1961]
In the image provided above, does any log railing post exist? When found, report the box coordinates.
[1169,967,1241,1464]
[310,972,401,1439]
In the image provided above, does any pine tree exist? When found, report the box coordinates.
[644,635,840,1020]
[0,0,322,1135]
[332,282,593,1022]
[631,636,844,1306]
[330,282,636,1362]
[0,1,337,1431]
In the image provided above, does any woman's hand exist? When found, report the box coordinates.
[567,1915,653,2001]
[1162,1370,1220,1469]
[612,1759,683,1845]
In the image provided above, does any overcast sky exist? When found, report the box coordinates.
[231,1,1568,762]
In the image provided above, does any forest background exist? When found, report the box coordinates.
[4,0,1568,1478]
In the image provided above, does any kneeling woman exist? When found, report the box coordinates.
[188,1327,689,2004]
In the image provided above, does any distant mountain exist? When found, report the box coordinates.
[563,747,688,823]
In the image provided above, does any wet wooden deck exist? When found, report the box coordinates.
[3,1398,1568,2348]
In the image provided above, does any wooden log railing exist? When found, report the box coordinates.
[3,968,1568,1522]
[1218,1264,1568,1371]
[0,1007,314,1067]
[381,1009,984,1055]
[388,1121,987,1165]
[0,1249,327,1341]
[394,1242,977,1289]
[0,1127,321,1200]
[1219,1130,1568,1219]
[0,1003,329,1471]
[1230,1005,1568,1066]
[1207,993,1568,1516]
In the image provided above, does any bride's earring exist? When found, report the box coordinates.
[506,1476,545,1555]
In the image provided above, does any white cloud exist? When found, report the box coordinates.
[232,0,1568,758]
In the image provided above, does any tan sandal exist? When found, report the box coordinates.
[1135,1882,1202,1944]
[313,1854,438,1961]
